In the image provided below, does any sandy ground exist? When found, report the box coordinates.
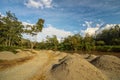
[0,50,119,80]
[0,50,67,80]
[0,51,33,60]
[0,50,48,80]
[91,55,120,80]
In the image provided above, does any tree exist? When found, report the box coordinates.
[95,25,120,45]
[59,34,82,51]
[45,35,59,50]
[83,33,95,51]
[0,11,23,46]
[96,40,105,46]
[24,19,44,49]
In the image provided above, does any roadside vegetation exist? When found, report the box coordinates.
[0,11,120,53]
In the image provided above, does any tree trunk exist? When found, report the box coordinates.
[8,38,11,46]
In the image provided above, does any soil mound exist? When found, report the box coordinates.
[91,55,120,70]
[81,54,98,62]
[47,54,108,80]
[91,55,120,80]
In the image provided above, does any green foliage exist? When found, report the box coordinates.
[95,25,120,45]
[36,35,59,50]
[0,11,23,46]
[0,11,120,53]
[23,18,44,49]
[96,41,105,46]
[0,45,22,53]
[58,34,83,51]
[96,46,120,52]
[82,34,95,51]
[45,35,59,50]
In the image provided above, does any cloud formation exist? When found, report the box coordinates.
[81,27,99,36]
[23,23,73,42]
[96,24,120,34]
[82,21,93,28]
[24,0,53,9]
[81,21,102,36]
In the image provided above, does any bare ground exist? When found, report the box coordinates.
[0,50,119,80]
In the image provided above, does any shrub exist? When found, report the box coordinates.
[96,46,120,52]
[0,45,23,53]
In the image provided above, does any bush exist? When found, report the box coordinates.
[111,46,120,52]
[0,45,23,53]
[96,41,105,46]
[96,46,120,52]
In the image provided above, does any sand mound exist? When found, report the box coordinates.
[91,55,120,80]
[81,54,98,62]
[91,55,120,70]
[47,54,108,80]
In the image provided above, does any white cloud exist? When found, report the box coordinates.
[82,24,120,36]
[101,24,116,30]
[82,21,93,28]
[96,24,120,34]
[24,0,53,9]
[22,23,73,42]
[22,21,34,26]
[81,27,99,36]
[37,24,73,42]
[0,12,5,17]
[81,21,103,36]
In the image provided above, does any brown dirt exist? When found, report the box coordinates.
[46,53,108,80]
[80,54,98,62]
[0,56,34,70]
[0,50,48,80]
[0,51,34,60]
[91,55,120,80]
[1,50,120,80]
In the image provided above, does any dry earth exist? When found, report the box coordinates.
[91,55,120,80]
[0,50,119,80]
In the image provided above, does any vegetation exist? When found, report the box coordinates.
[35,25,120,52]
[24,18,44,49]
[0,11,23,46]
[0,11,120,53]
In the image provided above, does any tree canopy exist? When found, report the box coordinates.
[0,11,23,46]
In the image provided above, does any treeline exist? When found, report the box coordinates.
[35,25,120,52]
[0,11,120,52]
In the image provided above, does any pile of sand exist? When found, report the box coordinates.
[81,54,98,62]
[46,54,108,80]
[91,55,120,80]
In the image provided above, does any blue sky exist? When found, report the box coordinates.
[0,0,120,41]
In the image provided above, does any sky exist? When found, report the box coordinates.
[0,0,120,41]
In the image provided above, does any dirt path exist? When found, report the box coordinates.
[0,51,49,80]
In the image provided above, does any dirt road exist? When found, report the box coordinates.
[0,50,49,80]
